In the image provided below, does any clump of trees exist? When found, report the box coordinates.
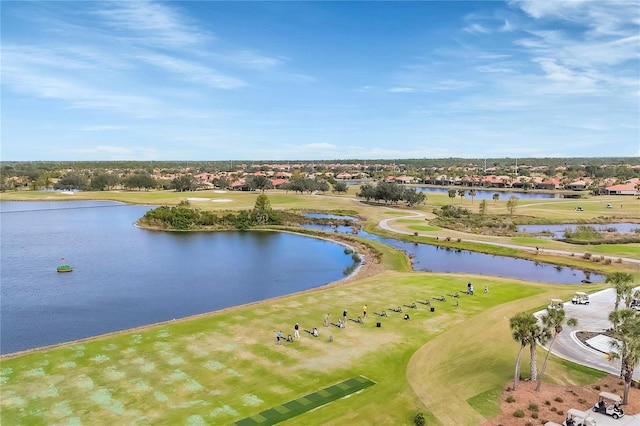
[356,182,426,206]
[142,195,282,230]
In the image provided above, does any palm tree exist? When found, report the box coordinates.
[608,308,640,405]
[448,188,456,204]
[457,189,466,204]
[468,189,476,204]
[535,308,578,391]
[493,193,500,204]
[509,312,539,390]
[529,324,551,382]
[606,272,636,310]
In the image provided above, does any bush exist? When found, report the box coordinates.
[582,252,592,260]
[554,397,564,403]
[557,410,564,416]
[544,400,551,406]
[413,412,425,426]
[531,412,539,419]
[594,385,601,390]
[513,409,525,418]
[550,407,557,412]
[603,258,612,265]
[578,398,586,404]
[506,395,516,403]
[528,403,539,412]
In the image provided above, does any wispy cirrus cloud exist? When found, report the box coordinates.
[91,0,211,48]
[136,53,246,89]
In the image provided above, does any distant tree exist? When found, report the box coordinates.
[457,189,466,204]
[213,176,231,190]
[171,175,197,192]
[357,184,376,201]
[479,199,487,215]
[91,173,119,191]
[506,196,519,215]
[250,194,278,225]
[332,181,348,193]
[448,188,456,204]
[54,173,89,191]
[404,188,426,207]
[247,175,272,192]
[493,193,500,204]
[468,189,476,204]
[123,173,156,191]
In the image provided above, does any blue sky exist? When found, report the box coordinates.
[2,1,639,161]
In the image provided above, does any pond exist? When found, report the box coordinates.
[413,186,561,200]
[302,222,604,285]
[0,201,357,354]
[518,223,640,239]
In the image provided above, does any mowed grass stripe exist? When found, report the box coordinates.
[234,376,375,425]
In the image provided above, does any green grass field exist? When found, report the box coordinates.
[0,188,638,425]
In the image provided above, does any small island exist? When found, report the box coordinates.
[57,263,73,273]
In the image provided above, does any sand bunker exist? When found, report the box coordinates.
[213,190,227,194]
[211,199,232,203]
[186,198,209,201]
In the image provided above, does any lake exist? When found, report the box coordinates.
[0,201,356,354]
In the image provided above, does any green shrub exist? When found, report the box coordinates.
[531,412,538,419]
[544,400,551,405]
[506,395,516,403]
[513,409,525,418]
[528,403,539,412]
[554,397,563,403]
[413,412,425,426]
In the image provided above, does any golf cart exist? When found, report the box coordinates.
[563,408,596,426]
[548,298,564,310]
[592,391,624,419]
[571,292,589,305]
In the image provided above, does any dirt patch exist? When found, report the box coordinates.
[485,375,640,425]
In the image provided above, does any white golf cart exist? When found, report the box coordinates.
[548,298,564,310]
[592,391,624,419]
[571,291,589,305]
[563,408,597,426]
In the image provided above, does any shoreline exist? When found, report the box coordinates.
[0,231,384,360]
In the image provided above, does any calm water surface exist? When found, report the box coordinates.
[0,201,355,354]
[518,223,640,239]
[414,187,561,200]
[303,224,604,284]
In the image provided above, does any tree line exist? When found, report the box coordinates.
[356,182,426,206]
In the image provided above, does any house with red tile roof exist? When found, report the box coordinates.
[605,183,638,195]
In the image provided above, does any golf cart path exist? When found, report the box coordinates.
[377,208,640,265]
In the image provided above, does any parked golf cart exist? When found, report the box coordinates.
[563,408,597,426]
[548,298,564,310]
[592,391,624,419]
[571,291,589,305]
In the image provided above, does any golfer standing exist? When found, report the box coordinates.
[294,323,300,339]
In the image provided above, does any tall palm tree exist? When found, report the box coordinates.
[509,312,539,390]
[457,189,466,204]
[529,325,551,382]
[468,189,476,204]
[608,308,640,405]
[535,308,578,391]
[606,272,636,310]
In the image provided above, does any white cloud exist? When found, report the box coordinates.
[91,1,210,48]
[388,87,415,93]
[81,125,127,131]
[136,53,246,89]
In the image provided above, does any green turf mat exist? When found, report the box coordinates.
[233,375,375,425]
